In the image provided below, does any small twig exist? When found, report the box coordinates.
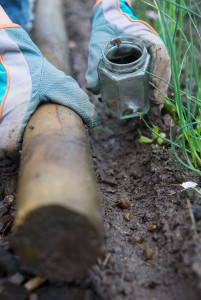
[2,218,13,237]
[103,253,111,268]
[24,276,46,292]
[120,271,125,292]
[187,199,199,240]
[0,172,18,176]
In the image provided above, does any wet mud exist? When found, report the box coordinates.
[0,0,201,299]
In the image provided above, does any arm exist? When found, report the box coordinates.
[0,6,98,167]
[0,0,32,30]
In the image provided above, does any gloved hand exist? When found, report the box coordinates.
[0,6,98,167]
[86,0,171,116]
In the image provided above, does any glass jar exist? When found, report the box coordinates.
[98,36,151,119]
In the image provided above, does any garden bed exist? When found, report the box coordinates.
[0,0,201,299]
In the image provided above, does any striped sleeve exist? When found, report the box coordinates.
[93,0,158,36]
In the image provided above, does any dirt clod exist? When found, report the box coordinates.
[116,197,130,209]
[128,235,145,245]
[143,245,155,261]
[0,1,201,299]
[147,224,158,233]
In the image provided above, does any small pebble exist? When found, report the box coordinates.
[124,212,132,221]
[128,235,144,245]
[69,40,77,49]
[193,207,201,222]
[8,273,25,285]
[144,245,155,261]
[106,187,116,194]
[148,224,158,233]
[116,197,130,209]
[4,195,15,204]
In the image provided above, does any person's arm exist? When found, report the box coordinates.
[0,6,98,166]
[0,0,33,30]
[87,0,171,116]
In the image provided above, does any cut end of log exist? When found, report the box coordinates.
[11,205,104,281]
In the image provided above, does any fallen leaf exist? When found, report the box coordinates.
[181,181,198,189]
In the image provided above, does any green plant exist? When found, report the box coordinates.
[138,0,201,175]
[138,125,166,145]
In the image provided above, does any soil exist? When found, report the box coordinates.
[0,0,201,299]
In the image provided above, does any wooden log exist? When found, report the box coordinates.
[11,0,104,281]
[32,0,70,73]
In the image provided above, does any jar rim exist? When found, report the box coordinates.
[102,36,148,73]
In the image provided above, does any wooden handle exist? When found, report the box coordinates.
[11,0,104,281]
[12,104,104,281]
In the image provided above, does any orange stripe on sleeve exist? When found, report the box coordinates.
[116,0,158,36]
[93,0,158,36]
[0,55,10,119]
[93,0,103,10]
[0,23,20,30]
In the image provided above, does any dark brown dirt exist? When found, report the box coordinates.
[0,0,201,299]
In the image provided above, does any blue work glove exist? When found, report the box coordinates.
[0,7,98,165]
[86,0,171,115]
[0,0,32,30]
